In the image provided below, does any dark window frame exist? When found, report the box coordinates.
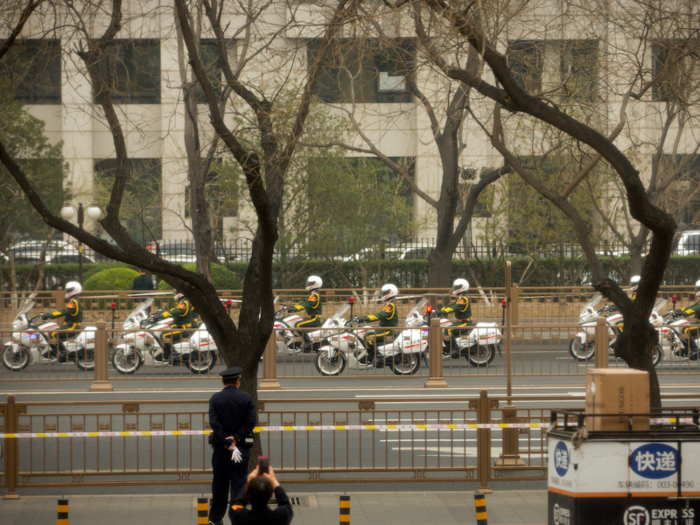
[0,39,62,104]
[307,38,416,104]
[94,39,161,104]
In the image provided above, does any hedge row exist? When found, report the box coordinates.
[3,256,700,290]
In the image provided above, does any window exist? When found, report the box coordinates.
[94,40,161,104]
[94,158,162,245]
[308,39,415,103]
[0,39,61,104]
[507,40,544,93]
[194,39,225,103]
[560,40,598,102]
[652,40,699,102]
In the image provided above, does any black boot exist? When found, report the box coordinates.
[57,341,68,363]
[451,336,460,359]
[689,337,698,361]
[163,343,172,363]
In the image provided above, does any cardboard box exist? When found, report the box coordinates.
[585,369,650,431]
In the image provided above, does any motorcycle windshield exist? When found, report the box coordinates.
[126,298,154,323]
[331,303,350,321]
[583,294,602,311]
[16,300,36,319]
[406,298,429,322]
[653,298,667,312]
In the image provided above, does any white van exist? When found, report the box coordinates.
[674,230,700,256]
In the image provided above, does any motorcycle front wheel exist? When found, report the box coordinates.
[112,347,143,375]
[652,346,662,367]
[569,337,595,361]
[392,352,421,375]
[468,345,495,367]
[76,348,95,371]
[2,344,30,371]
[187,350,217,374]
[314,351,346,376]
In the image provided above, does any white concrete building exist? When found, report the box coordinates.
[2,0,699,257]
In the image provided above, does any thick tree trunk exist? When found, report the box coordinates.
[428,245,453,287]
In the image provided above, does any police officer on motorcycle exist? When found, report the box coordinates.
[437,278,473,358]
[629,275,640,300]
[153,290,198,363]
[675,279,700,360]
[289,276,323,350]
[355,284,398,365]
[41,281,83,363]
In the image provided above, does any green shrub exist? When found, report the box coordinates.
[83,268,140,290]
[158,263,242,290]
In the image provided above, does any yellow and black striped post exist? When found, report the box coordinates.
[57,498,68,525]
[339,495,350,524]
[474,493,488,525]
[197,497,208,525]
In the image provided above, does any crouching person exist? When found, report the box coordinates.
[229,465,293,525]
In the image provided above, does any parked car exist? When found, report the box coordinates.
[341,244,435,262]
[147,240,240,264]
[674,230,700,256]
[6,240,96,264]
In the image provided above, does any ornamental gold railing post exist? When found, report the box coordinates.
[425,317,447,388]
[259,332,281,390]
[90,321,113,392]
[594,317,609,369]
[3,395,20,499]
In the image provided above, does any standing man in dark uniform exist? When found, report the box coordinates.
[356,283,399,365]
[131,269,154,303]
[208,367,257,525]
[42,281,83,363]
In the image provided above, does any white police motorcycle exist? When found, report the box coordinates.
[2,299,96,371]
[274,303,351,355]
[315,299,428,376]
[112,298,217,374]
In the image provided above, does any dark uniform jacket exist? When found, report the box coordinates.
[230,485,293,525]
[132,274,154,291]
[294,291,322,317]
[441,296,473,324]
[49,299,83,326]
[208,385,256,449]
[680,301,700,322]
[367,301,398,327]
[158,299,197,328]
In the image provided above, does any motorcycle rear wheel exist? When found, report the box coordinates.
[112,347,142,375]
[314,352,346,376]
[76,349,95,371]
[187,350,217,374]
[392,352,421,375]
[468,345,495,367]
[569,337,595,361]
[652,346,662,367]
[2,344,30,371]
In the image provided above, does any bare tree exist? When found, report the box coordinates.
[0,0,361,410]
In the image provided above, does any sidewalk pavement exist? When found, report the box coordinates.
[0,491,548,525]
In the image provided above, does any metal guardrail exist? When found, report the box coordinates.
[2,392,698,496]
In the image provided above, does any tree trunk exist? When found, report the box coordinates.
[428,245,453,287]
[614,315,662,409]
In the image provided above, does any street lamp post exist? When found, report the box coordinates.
[61,203,101,283]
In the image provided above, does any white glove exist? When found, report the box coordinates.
[231,446,243,463]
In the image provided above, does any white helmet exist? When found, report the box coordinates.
[306,275,323,291]
[629,275,641,293]
[173,290,185,301]
[451,278,469,296]
[695,279,700,298]
[65,281,82,300]
[380,283,398,302]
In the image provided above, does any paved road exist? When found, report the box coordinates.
[0,490,549,524]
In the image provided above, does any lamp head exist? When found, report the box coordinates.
[61,206,76,220]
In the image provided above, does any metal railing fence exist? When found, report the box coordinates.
[2,392,698,496]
